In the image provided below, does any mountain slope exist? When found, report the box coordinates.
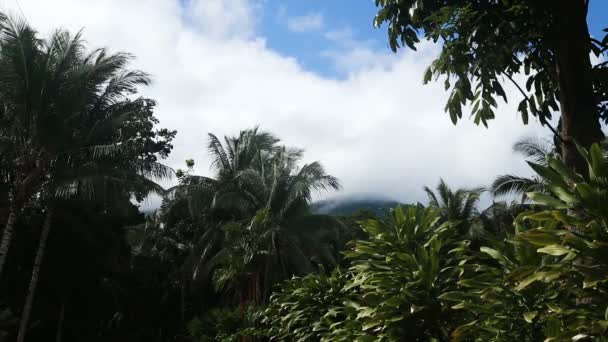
[311,195,402,216]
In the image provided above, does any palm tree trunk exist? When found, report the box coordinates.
[180,272,186,334]
[56,296,65,342]
[0,207,17,278]
[17,205,54,342]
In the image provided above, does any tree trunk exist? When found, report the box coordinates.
[0,207,17,278]
[56,296,65,342]
[17,206,54,342]
[180,272,185,335]
[553,0,604,173]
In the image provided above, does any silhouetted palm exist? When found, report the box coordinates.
[0,17,172,341]
[424,179,483,225]
[491,137,555,200]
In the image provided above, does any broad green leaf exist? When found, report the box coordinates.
[527,162,566,186]
[575,183,594,202]
[480,246,514,267]
[546,184,578,205]
[537,245,570,256]
[548,157,580,182]
[516,229,561,247]
[589,143,606,179]
[526,192,567,209]
[516,271,560,290]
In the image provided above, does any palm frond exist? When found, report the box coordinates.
[491,174,544,198]
[513,137,554,164]
[208,133,230,174]
[423,185,439,207]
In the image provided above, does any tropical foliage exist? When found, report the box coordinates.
[373,0,608,173]
[1,4,608,342]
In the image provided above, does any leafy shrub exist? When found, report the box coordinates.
[257,205,472,341]
[187,307,255,342]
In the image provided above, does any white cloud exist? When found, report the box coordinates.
[4,0,548,209]
[286,12,324,33]
[187,0,257,39]
[321,27,400,74]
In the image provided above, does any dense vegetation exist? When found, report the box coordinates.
[1,1,607,341]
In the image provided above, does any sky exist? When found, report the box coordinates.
[1,0,607,208]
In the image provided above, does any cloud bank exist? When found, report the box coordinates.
[4,0,548,208]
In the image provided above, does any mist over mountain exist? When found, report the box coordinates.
[310,193,404,216]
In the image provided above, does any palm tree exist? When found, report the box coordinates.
[208,126,279,183]
[478,200,530,239]
[167,128,341,308]
[490,137,556,200]
[0,20,174,342]
[423,179,484,250]
[0,14,43,278]
[211,148,341,305]
[423,179,483,226]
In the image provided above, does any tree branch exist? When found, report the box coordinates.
[502,72,565,145]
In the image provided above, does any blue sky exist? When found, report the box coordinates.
[259,0,386,77]
[258,0,608,78]
[589,1,608,38]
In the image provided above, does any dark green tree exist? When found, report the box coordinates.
[0,15,174,341]
[374,0,608,172]
[172,129,341,308]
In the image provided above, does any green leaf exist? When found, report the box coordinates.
[361,319,383,331]
[423,67,433,84]
[547,157,579,182]
[518,100,529,124]
[516,229,561,247]
[546,185,578,205]
[575,183,594,202]
[526,192,567,209]
[523,311,538,323]
[480,247,513,267]
[589,143,606,179]
[527,162,564,186]
[516,271,560,290]
[537,245,570,256]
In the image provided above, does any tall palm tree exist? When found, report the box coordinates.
[0,14,43,278]
[208,126,279,183]
[210,146,341,306]
[167,128,341,308]
[166,127,280,221]
[0,19,174,342]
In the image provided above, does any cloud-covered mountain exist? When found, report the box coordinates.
[310,194,403,216]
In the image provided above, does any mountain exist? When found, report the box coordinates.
[311,195,403,216]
